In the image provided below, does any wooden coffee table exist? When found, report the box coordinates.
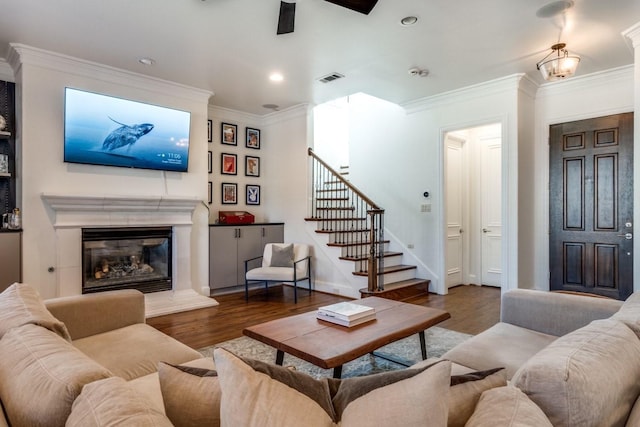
[243,297,451,378]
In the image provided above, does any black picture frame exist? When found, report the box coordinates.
[208,151,212,173]
[246,127,260,149]
[208,181,212,204]
[221,122,237,145]
[221,182,237,204]
[207,119,212,142]
[246,184,261,205]
[221,153,237,175]
[245,155,260,177]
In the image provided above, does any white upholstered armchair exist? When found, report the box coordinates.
[244,243,312,303]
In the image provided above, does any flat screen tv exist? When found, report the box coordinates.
[64,88,191,172]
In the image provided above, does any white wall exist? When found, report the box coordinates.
[533,65,635,291]
[7,44,211,299]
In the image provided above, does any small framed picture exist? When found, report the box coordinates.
[245,155,260,177]
[208,181,212,204]
[246,184,261,205]
[0,154,8,174]
[221,153,237,175]
[221,183,237,204]
[208,151,212,173]
[207,120,212,142]
[221,122,237,145]
[246,127,260,149]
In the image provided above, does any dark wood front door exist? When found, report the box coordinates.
[549,112,634,300]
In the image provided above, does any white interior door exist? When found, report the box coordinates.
[480,137,502,287]
[445,135,466,289]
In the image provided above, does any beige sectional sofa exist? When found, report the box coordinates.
[3,282,640,426]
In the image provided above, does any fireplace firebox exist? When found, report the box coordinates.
[82,227,172,294]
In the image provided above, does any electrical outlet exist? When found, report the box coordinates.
[420,203,431,213]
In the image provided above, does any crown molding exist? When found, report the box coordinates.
[536,65,633,100]
[261,104,311,127]
[208,105,262,125]
[8,44,212,104]
[402,74,526,114]
[622,22,640,47]
[209,103,310,127]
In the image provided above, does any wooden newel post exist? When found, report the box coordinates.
[368,210,378,292]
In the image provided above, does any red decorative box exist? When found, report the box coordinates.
[218,211,255,224]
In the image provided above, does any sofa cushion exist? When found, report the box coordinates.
[0,324,112,427]
[465,386,552,427]
[512,318,640,427]
[612,291,640,338]
[214,347,451,427]
[73,323,202,380]
[66,377,172,427]
[442,322,556,379]
[448,367,506,427]
[0,282,71,341]
[158,361,221,427]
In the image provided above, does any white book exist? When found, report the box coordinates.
[316,311,377,327]
[317,301,375,321]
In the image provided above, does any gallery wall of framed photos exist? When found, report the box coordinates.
[207,115,263,222]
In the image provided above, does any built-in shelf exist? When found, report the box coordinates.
[0,131,10,139]
[0,173,10,178]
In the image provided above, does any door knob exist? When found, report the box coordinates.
[617,233,633,240]
[482,228,489,233]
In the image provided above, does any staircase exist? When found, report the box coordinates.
[306,148,430,301]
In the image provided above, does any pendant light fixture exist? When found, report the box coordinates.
[536,43,580,81]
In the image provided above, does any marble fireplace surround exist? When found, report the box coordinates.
[41,193,201,302]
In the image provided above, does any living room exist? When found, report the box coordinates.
[0,2,639,303]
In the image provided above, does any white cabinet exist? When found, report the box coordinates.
[0,231,21,292]
[209,223,284,290]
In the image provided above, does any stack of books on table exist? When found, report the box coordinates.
[316,301,376,327]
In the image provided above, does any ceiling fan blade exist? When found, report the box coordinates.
[324,0,378,15]
[277,1,296,35]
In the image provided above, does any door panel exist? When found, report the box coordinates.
[446,136,464,288]
[480,139,502,287]
[549,112,633,300]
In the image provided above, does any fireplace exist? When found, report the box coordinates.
[82,227,172,294]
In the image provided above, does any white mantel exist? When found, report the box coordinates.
[41,193,202,297]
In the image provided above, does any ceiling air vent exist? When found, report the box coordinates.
[318,73,345,83]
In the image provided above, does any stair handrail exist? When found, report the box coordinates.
[308,147,385,292]
[308,148,381,210]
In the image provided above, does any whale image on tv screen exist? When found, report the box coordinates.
[64,88,191,172]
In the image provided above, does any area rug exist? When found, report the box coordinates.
[145,289,219,318]
[198,326,471,379]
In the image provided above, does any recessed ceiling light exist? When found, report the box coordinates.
[262,104,280,111]
[138,57,155,66]
[269,72,284,82]
[400,16,418,26]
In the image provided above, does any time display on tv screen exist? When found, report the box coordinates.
[64,88,191,172]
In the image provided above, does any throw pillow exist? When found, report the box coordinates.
[0,324,112,427]
[213,347,451,427]
[158,361,221,427]
[0,282,71,341]
[465,386,552,427]
[447,367,506,427]
[512,318,640,427]
[270,244,294,267]
[67,377,173,427]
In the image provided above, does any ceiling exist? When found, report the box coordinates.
[0,0,638,115]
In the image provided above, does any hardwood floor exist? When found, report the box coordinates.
[147,284,501,350]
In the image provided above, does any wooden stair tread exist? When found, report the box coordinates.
[315,228,370,234]
[327,240,389,248]
[359,279,430,301]
[339,251,402,261]
[352,264,416,277]
[305,217,367,222]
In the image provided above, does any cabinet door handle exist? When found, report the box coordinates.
[237,229,241,239]
[262,227,265,237]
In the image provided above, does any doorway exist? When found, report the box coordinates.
[549,112,633,300]
[444,123,502,290]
